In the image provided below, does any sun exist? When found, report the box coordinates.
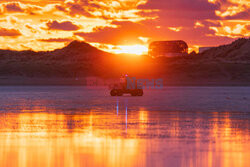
[113,44,149,55]
[90,43,149,55]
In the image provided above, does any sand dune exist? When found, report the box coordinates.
[0,38,249,85]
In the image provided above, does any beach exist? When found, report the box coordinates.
[0,86,249,167]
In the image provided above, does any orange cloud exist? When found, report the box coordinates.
[71,0,156,22]
[46,20,80,31]
[168,27,183,32]
[2,2,24,12]
[0,28,21,36]
[194,21,205,28]
[38,38,73,42]
[208,0,250,19]
[0,0,248,53]
[0,1,157,53]
[0,2,42,14]
[215,6,248,18]
[209,21,250,38]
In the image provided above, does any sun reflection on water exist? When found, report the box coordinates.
[0,102,249,167]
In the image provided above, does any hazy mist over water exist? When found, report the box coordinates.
[0,86,249,167]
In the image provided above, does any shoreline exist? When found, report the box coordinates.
[1,76,250,86]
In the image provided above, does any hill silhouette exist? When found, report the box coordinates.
[0,38,249,85]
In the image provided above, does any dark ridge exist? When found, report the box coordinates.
[0,38,249,85]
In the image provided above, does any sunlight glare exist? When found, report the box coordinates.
[114,44,148,55]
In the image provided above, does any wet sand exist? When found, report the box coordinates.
[0,86,249,167]
[1,76,250,86]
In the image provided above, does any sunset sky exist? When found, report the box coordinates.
[0,0,249,54]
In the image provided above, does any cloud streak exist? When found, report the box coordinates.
[46,20,80,31]
[0,0,248,53]
[0,28,21,37]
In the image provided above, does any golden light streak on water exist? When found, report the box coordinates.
[0,107,249,167]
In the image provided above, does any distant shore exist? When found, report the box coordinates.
[1,76,250,86]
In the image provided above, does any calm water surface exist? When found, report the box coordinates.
[0,86,249,167]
